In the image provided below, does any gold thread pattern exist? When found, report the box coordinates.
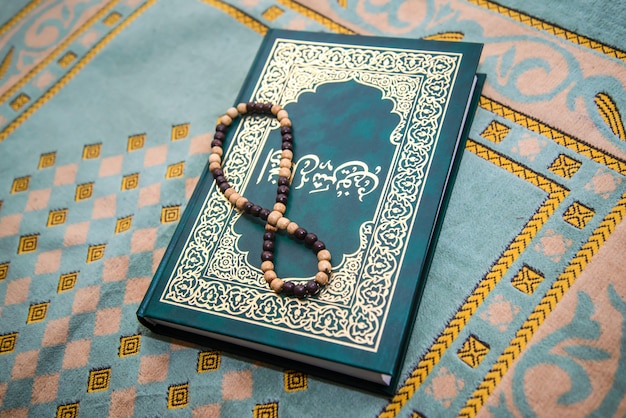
[0,47,14,80]
[277,0,355,34]
[56,403,79,418]
[161,206,180,223]
[197,351,220,372]
[39,152,56,169]
[167,383,189,409]
[457,335,490,368]
[563,201,595,229]
[459,192,626,418]
[86,244,106,263]
[47,209,68,227]
[201,0,268,35]
[18,234,39,254]
[171,123,189,141]
[594,92,625,140]
[262,6,284,21]
[11,176,30,193]
[253,403,278,418]
[119,334,141,357]
[479,96,626,176]
[75,182,94,201]
[467,0,626,61]
[548,154,582,179]
[82,143,102,159]
[166,162,185,179]
[121,173,139,190]
[57,51,77,68]
[0,0,156,142]
[127,133,146,151]
[423,32,465,42]
[0,262,9,281]
[87,368,111,392]
[58,272,78,293]
[284,370,308,392]
[510,265,544,295]
[10,93,30,111]
[27,302,49,323]
[0,333,18,354]
[115,215,133,233]
[0,0,44,37]
[103,11,122,26]
[480,120,511,143]
[379,140,568,417]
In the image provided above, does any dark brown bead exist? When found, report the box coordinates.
[219,182,231,193]
[262,240,274,252]
[263,231,275,241]
[243,201,254,213]
[214,131,225,141]
[280,126,292,135]
[278,177,289,186]
[246,102,257,113]
[306,280,320,295]
[293,284,307,299]
[212,168,224,178]
[294,228,307,240]
[312,241,326,253]
[261,251,273,262]
[304,233,318,247]
[215,175,227,185]
[282,142,293,151]
[211,139,223,148]
[259,208,270,220]
[261,103,273,113]
[216,123,227,132]
[282,133,293,142]
[275,194,288,204]
[277,185,289,196]
[250,205,262,217]
[282,281,295,296]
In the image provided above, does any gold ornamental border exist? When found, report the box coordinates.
[0,0,44,37]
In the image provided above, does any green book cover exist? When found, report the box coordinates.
[138,29,484,393]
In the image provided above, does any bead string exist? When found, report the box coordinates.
[209,102,332,299]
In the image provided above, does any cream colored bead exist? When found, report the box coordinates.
[228,192,241,205]
[271,104,282,115]
[273,202,286,214]
[235,196,248,210]
[226,107,239,119]
[265,224,278,232]
[280,118,291,127]
[209,161,221,172]
[223,188,235,199]
[264,270,277,284]
[286,221,299,235]
[237,103,248,114]
[281,149,293,160]
[220,115,233,126]
[315,271,329,286]
[267,210,283,226]
[317,249,331,262]
[261,261,274,272]
[270,278,284,293]
[276,216,290,230]
[279,158,292,169]
[276,109,288,121]
[278,167,291,178]
[318,260,332,274]
[209,153,221,164]
[211,146,223,156]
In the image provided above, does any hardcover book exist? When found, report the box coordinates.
[138,29,484,393]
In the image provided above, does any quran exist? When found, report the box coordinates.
[138,29,484,393]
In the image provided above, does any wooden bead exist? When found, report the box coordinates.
[264,270,277,284]
[209,161,221,172]
[280,118,292,127]
[276,216,290,230]
[209,153,221,164]
[261,261,274,272]
[281,149,293,160]
[228,192,241,205]
[278,167,291,178]
[237,103,247,114]
[271,104,282,115]
[220,115,233,126]
[235,196,248,210]
[223,188,235,199]
[211,146,223,156]
[317,249,331,262]
[265,224,278,232]
[279,158,292,168]
[318,260,332,274]
[273,202,286,214]
[270,278,284,293]
[287,222,299,235]
[276,109,289,121]
[315,271,329,286]
[267,210,283,226]
[226,107,239,118]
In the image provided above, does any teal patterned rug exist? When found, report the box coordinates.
[1,1,625,417]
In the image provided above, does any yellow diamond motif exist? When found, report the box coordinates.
[87,368,111,392]
[82,143,102,159]
[253,403,278,418]
[10,93,30,111]
[27,302,49,324]
[18,234,38,254]
[56,402,79,418]
[39,152,57,169]
[47,208,68,227]
[115,215,133,234]
[11,176,30,193]
[119,334,141,357]
[262,6,284,21]
[480,120,511,143]
[0,333,18,354]
[284,370,307,392]
[57,51,77,68]
[511,265,544,295]
[171,123,189,141]
[549,154,582,179]
[0,262,9,280]
[197,351,220,373]
[167,383,189,409]
[563,201,595,229]
[103,11,122,26]
[121,173,139,190]
[161,206,180,224]
[86,244,106,263]
[166,161,185,179]
[57,272,78,293]
[75,182,94,201]
[458,335,490,368]
[127,133,146,151]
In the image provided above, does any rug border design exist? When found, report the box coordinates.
[199,0,268,35]
[277,0,355,34]
[0,0,44,37]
